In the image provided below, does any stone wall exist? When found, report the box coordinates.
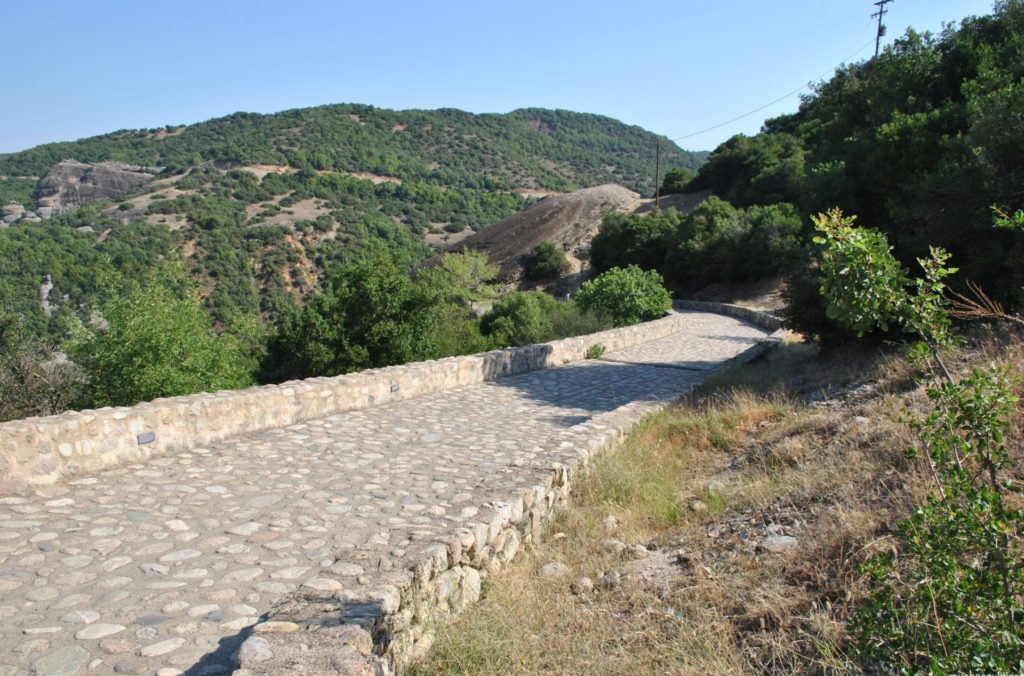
[673,299,782,330]
[0,312,691,489]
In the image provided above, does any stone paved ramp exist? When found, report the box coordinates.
[0,311,770,675]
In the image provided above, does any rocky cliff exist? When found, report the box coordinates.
[31,159,160,217]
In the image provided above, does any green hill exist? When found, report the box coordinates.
[0,105,706,335]
[0,105,704,194]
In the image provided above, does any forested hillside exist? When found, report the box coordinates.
[594,1,1024,339]
[0,106,703,338]
[688,1,1024,314]
[0,105,703,195]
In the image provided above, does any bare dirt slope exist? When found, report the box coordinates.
[447,184,641,287]
[633,188,714,217]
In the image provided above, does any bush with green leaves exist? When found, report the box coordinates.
[813,209,1024,672]
[260,256,443,382]
[480,291,561,347]
[480,291,611,347]
[852,366,1024,672]
[590,199,801,292]
[526,241,570,280]
[573,265,671,327]
[813,208,956,345]
[0,313,84,422]
[590,209,680,274]
[660,167,694,194]
[69,266,253,408]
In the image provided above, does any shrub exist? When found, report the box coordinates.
[480,292,611,347]
[590,210,679,274]
[260,256,442,381]
[481,291,560,347]
[0,314,84,421]
[660,167,694,194]
[574,265,671,327]
[585,343,606,359]
[526,241,570,279]
[812,209,1024,672]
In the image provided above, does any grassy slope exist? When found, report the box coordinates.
[412,328,1024,674]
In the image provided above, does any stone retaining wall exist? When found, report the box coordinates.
[0,312,692,489]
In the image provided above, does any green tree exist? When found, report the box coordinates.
[660,167,693,194]
[69,267,253,408]
[261,256,442,381]
[526,241,571,280]
[416,251,499,308]
[590,209,680,274]
[573,266,671,327]
[481,291,561,347]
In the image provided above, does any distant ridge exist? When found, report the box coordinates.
[0,104,707,196]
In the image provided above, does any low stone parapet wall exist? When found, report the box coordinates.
[0,312,691,489]
[673,299,782,330]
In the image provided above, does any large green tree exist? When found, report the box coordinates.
[261,256,444,381]
[69,267,253,407]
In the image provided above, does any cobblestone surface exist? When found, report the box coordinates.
[0,311,769,675]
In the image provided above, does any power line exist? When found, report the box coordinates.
[669,36,876,142]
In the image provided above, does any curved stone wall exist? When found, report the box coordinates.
[0,312,694,489]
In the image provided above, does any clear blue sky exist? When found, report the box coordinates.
[0,0,994,154]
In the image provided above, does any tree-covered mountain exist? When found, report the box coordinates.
[0,105,705,338]
[0,105,705,194]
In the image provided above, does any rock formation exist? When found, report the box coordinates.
[32,160,160,217]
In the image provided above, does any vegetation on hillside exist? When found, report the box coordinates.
[692,1,1024,322]
[593,2,1024,343]
[590,199,802,292]
[811,209,1024,671]
[68,264,254,408]
[0,106,703,193]
[525,241,571,280]
[1,251,670,416]
[0,105,701,351]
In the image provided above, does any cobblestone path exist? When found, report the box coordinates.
[0,311,769,675]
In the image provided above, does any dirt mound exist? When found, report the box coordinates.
[448,184,640,287]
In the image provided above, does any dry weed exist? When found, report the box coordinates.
[413,328,1024,675]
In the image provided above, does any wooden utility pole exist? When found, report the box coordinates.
[655,138,661,209]
[873,0,894,58]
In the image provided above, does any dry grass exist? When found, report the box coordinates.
[411,329,1024,675]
